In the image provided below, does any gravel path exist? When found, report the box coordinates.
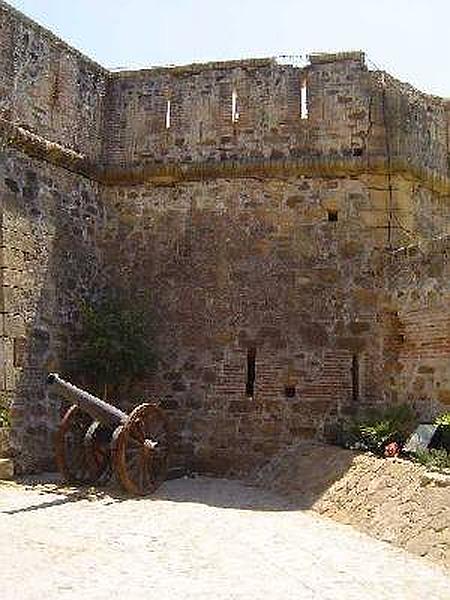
[1,476,449,600]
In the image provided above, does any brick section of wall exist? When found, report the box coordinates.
[384,239,450,419]
[386,303,450,415]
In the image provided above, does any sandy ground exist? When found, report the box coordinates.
[1,476,449,600]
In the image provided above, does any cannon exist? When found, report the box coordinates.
[47,373,171,495]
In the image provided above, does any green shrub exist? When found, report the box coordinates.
[71,296,157,401]
[433,412,450,450]
[413,448,450,471]
[435,412,450,428]
[340,404,417,454]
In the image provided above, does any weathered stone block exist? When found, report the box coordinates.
[438,389,450,406]
[0,458,14,479]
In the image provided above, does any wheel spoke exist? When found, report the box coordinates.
[56,408,111,485]
[114,404,170,495]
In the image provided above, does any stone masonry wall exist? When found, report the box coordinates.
[101,53,450,187]
[101,172,448,473]
[0,2,449,474]
[103,52,374,170]
[101,175,379,472]
[380,72,450,178]
[0,0,108,160]
[0,145,106,472]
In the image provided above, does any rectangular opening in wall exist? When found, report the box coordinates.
[232,88,240,123]
[327,209,338,222]
[13,337,27,368]
[351,354,359,403]
[246,347,256,397]
[165,99,171,129]
[284,385,296,398]
[300,78,308,120]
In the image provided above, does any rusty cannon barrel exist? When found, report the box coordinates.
[47,373,170,495]
[47,373,128,429]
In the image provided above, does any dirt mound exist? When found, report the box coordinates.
[251,441,450,569]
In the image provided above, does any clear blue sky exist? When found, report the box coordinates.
[6,0,450,97]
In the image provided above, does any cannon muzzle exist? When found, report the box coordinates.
[47,372,58,385]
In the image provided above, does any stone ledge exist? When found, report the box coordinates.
[0,117,93,180]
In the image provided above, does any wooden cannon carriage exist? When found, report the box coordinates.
[47,373,171,495]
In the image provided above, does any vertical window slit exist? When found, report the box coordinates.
[165,99,171,129]
[300,78,308,120]
[328,209,338,222]
[232,88,240,123]
[246,347,256,397]
[351,354,359,403]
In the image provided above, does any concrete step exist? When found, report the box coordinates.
[0,458,14,480]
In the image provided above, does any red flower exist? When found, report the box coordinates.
[384,441,400,457]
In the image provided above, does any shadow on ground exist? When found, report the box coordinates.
[2,441,360,514]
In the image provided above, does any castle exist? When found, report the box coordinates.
[0,0,449,473]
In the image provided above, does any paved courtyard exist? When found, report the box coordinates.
[0,476,449,600]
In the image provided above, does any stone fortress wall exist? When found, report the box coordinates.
[0,0,449,473]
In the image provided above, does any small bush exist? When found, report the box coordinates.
[413,448,450,471]
[339,404,417,454]
[433,412,450,451]
[70,296,157,401]
[435,412,450,428]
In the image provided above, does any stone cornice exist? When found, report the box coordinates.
[0,118,94,179]
[1,118,450,194]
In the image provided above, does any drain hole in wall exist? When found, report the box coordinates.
[284,385,296,398]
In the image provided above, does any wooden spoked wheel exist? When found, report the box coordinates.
[114,403,170,495]
[55,405,111,484]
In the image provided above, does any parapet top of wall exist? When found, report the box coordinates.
[112,57,277,79]
[1,0,449,187]
[0,0,106,73]
[308,51,366,66]
[103,50,376,170]
[111,51,366,79]
[369,70,450,176]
